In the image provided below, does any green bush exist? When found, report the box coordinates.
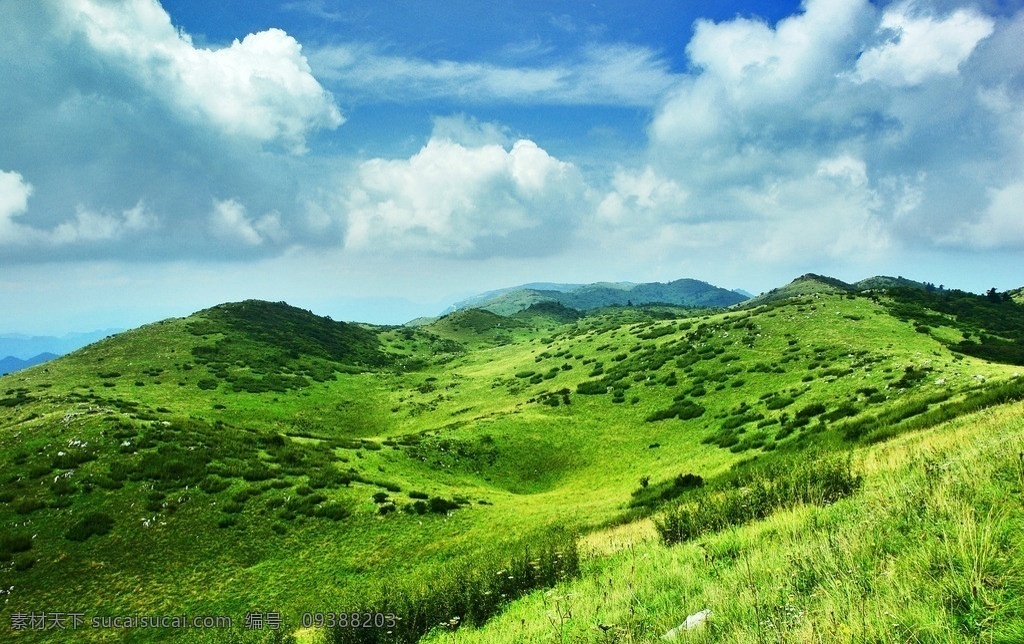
[315,502,351,521]
[646,400,706,422]
[0,534,32,560]
[66,512,115,542]
[765,396,794,410]
[428,496,460,514]
[576,381,606,395]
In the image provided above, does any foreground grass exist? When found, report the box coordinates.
[423,402,1024,643]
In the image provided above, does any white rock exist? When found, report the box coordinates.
[662,609,711,639]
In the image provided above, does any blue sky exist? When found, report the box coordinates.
[1,0,1023,334]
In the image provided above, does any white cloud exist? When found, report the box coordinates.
[652,0,871,150]
[430,115,509,147]
[0,170,158,247]
[343,137,586,256]
[637,0,1024,259]
[852,3,995,87]
[57,0,342,153]
[209,199,286,247]
[50,203,158,244]
[0,170,35,244]
[596,167,688,225]
[945,182,1024,248]
[744,155,891,262]
[309,42,677,106]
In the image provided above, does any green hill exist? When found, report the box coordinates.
[1,279,1023,643]
[1009,286,1024,305]
[458,278,746,315]
[740,273,853,307]
[852,274,931,291]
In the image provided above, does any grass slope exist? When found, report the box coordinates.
[0,283,1021,642]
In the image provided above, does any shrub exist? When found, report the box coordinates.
[765,396,794,410]
[13,498,45,515]
[315,502,351,521]
[576,381,607,395]
[66,512,114,542]
[795,403,826,419]
[0,534,32,560]
[646,400,706,422]
[200,476,230,494]
[428,496,460,514]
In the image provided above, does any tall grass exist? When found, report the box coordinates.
[330,528,580,643]
[655,452,861,545]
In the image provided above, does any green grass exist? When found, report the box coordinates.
[0,286,1021,642]
[420,403,1024,643]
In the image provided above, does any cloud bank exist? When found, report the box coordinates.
[1,0,1022,280]
[619,0,1024,265]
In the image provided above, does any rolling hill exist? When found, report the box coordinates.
[1,276,1022,643]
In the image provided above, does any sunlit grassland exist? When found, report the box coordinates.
[1,292,1022,642]
[422,402,1024,643]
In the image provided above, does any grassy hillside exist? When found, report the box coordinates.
[422,402,1024,643]
[1,282,1022,642]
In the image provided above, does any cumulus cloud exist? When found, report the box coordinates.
[596,167,688,226]
[209,199,287,247]
[343,134,587,256]
[0,169,157,247]
[629,0,1024,260]
[946,182,1024,248]
[852,3,995,87]
[57,0,342,153]
[0,170,35,245]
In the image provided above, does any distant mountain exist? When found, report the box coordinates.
[452,278,747,316]
[0,329,120,360]
[1008,287,1024,305]
[447,282,606,312]
[0,352,59,376]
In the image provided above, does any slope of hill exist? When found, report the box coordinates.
[463,278,746,315]
[1009,286,1024,305]
[1,279,1022,643]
